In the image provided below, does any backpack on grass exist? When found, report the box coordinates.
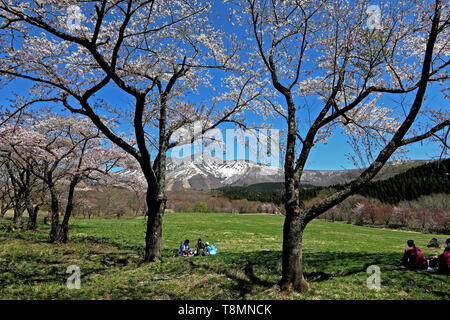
[207,245,217,255]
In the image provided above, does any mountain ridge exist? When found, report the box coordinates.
[161,154,432,191]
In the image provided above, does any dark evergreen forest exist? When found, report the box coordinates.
[217,159,450,205]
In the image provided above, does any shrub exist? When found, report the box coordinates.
[192,202,208,213]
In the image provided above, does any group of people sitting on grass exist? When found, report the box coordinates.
[177,237,450,270]
[178,238,218,257]
[399,239,450,274]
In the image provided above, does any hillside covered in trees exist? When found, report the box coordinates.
[215,183,322,206]
[358,158,450,204]
[217,159,450,205]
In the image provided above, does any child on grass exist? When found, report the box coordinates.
[179,239,193,257]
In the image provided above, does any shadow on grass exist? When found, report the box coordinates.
[185,254,274,299]
[2,229,448,299]
[0,244,139,287]
[180,250,448,299]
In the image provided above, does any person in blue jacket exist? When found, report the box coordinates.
[179,239,193,257]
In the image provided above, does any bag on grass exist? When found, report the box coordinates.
[207,245,217,255]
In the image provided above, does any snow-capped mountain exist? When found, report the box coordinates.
[165,153,363,191]
[111,157,430,191]
[166,153,284,191]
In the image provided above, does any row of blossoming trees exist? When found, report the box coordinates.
[0,0,448,292]
[320,193,449,233]
[0,111,127,242]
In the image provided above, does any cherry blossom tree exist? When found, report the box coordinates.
[0,143,45,229]
[0,113,125,242]
[1,159,23,224]
[0,0,268,261]
[227,0,449,291]
[374,204,393,225]
[112,167,148,216]
[0,162,14,219]
[3,159,44,229]
[0,109,50,229]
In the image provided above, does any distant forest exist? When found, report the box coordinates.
[359,158,450,203]
[217,158,450,205]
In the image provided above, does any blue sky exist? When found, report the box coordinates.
[1,77,446,171]
[0,1,447,170]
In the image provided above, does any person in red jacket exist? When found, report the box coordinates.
[400,240,427,270]
[437,238,450,274]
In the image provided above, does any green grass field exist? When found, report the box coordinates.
[0,213,448,300]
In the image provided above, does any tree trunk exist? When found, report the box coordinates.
[26,204,39,231]
[0,206,8,219]
[48,184,60,243]
[280,204,310,292]
[144,193,165,262]
[13,200,24,229]
[25,186,36,230]
[52,176,79,244]
[53,224,69,243]
[280,87,311,292]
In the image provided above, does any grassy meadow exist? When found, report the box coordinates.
[0,213,448,300]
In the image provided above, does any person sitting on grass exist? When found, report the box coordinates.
[203,242,210,255]
[434,238,450,274]
[194,238,205,256]
[400,240,427,270]
[179,239,193,257]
